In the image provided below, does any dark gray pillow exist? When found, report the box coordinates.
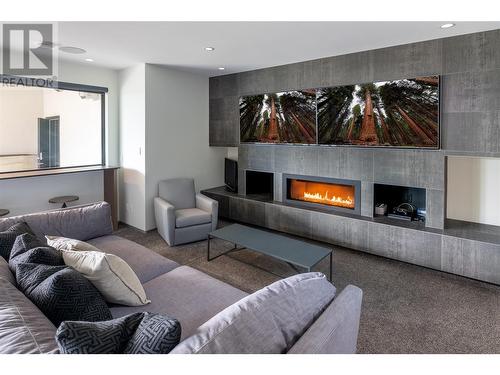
[0,222,34,261]
[56,313,144,354]
[26,267,112,327]
[16,263,67,295]
[56,312,181,354]
[124,313,181,354]
[8,233,64,274]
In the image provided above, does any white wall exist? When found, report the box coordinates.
[144,64,226,230]
[58,61,119,165]
[0,86,43,155]
[118,64,147,230]
[43,89,102,166]
[0,61,119,217]
[447,156,500,226]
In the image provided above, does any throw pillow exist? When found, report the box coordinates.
[56,312,181,354]
[0,222,34,261]
[25,266,112,326]
[124,313,181,354]
[47,236,149,306]
[8,233,64,274]
[56,313,144,354]
[15,263,67,295]
[45,235,98,252]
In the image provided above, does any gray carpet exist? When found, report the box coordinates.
[115,221,500,354]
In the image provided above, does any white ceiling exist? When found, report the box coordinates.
[52,22,500,76]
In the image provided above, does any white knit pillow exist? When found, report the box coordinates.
[46,236,150,307]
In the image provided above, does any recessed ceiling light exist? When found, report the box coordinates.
[59,46,87,54]
[85,58,94,62]
[205,47,215,52]
[440,23,455,29]
[218,67,225,71]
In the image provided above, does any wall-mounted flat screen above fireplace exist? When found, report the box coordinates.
[318,76,440,148]
[239,90,316,144]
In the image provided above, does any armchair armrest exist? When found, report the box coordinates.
[154,197,176,245]
[196,193,218,231]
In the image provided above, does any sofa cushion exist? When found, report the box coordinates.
[175,208,211,228]
[0,277,58,354]
[0,202,113,242]
[110,265,248,340]
[0,257,15,285]
[55,312,181,354]
[87,235,180,283]
[0,222,34,261]
[22,266,112,327]
[171,272,336,354]
[9,233,64,274]
[158,178,196,210]
[61,248,150,307]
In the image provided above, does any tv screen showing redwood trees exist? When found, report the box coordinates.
[239,90,317,144]
[317,76,439,148]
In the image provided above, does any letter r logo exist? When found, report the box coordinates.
[2,24,53,76]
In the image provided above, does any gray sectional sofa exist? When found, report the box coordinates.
[0,201,363,354]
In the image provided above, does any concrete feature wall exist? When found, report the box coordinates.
[209,29,500,229]
[447,156,500,226]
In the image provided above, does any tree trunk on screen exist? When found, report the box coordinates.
[396,105,434,145]
[359,89,378,143]
[268,97,279,141]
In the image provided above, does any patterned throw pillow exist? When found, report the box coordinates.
[15,263,67,295]
[24,267,112,327]
[8,233,64,274]
[0,222,34,261]
[56,312,181,354]
[124,313,181,354]
[56,313,144,354]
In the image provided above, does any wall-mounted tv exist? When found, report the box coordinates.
[317,76,439,148]
[239,90,316,144]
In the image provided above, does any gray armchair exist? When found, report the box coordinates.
[154,178,218,246]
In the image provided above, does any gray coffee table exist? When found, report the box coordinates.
[207,224,333,281]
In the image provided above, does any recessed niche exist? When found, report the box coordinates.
[447,156,500,227]
[374,183,426,222]
[245,170,274,201]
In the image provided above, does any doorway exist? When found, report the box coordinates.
[37,116,60,168]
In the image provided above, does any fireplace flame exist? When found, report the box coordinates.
[289,178,356,210]
[303,191,354,208]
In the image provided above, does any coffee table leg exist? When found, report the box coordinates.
[207,234,211,261]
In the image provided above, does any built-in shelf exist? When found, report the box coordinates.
[202,186,500,246]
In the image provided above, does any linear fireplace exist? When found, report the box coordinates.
[282,174,361,215]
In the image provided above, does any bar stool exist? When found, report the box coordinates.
[48,195,79,208]
[0,209,9,217]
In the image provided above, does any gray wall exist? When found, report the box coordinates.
[209,29,500,230]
